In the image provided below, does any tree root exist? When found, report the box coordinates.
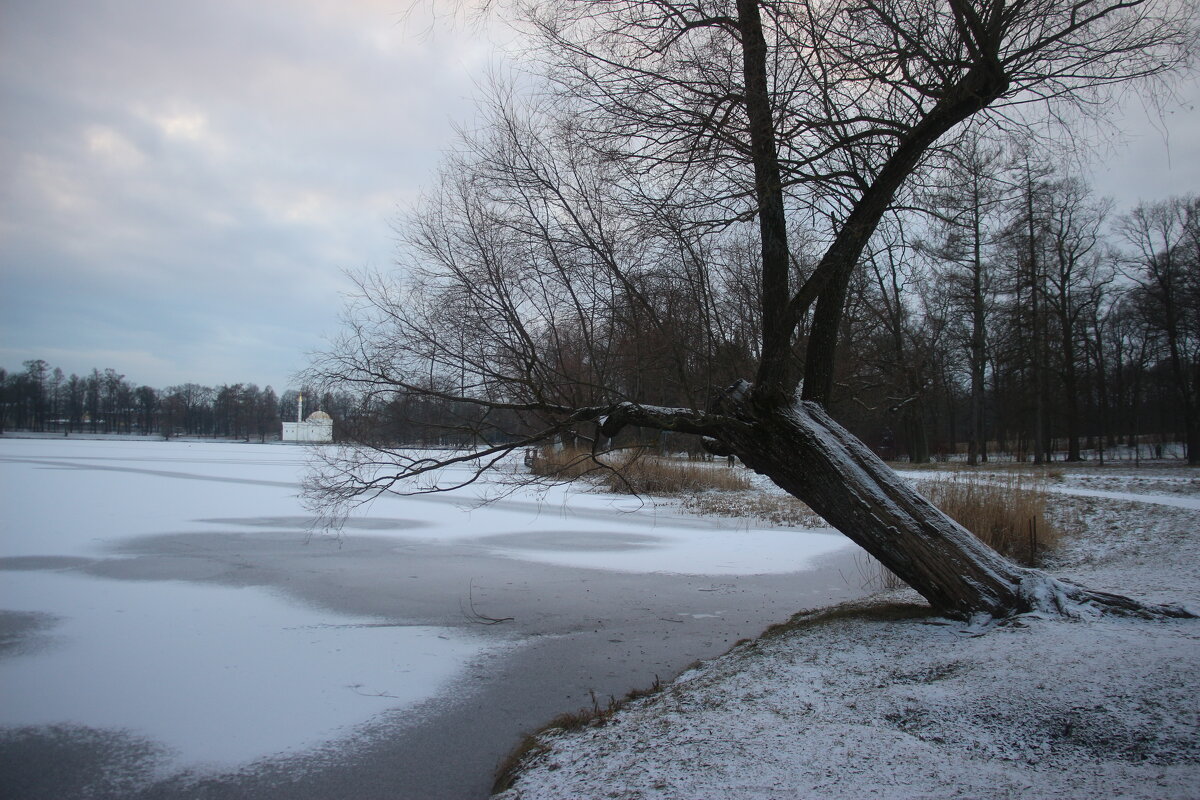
[1016,571,1196,620]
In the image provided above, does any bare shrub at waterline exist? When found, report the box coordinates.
[681,492,828,529]
[527,446,752,495]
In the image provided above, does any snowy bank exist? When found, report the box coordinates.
[496,488,1200,800]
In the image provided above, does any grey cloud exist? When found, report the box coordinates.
[1,0,487,389]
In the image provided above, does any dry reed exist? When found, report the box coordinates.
[526,445,602,482]
[527,445,752,494]
[915,474,1058,566]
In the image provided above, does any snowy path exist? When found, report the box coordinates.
[894,468,1200,510]
[1039,483,1200,510]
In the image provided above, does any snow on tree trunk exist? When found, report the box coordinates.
[714,392,1193,621]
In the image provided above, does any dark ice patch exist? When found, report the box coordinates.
[197,516,428,531]
[0,724,168,799]
[0,555,96,572]
[0,610,63,656]
[84,553,237,584]
[476,530,663,552]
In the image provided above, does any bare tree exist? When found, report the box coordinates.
[308,0,1196,619]
[1119,196,1200,464]
[1038,177,1113,461]
[849,218,946,463]
[917,134,1010,464]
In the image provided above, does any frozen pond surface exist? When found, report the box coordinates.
[2,571,494,769]
[0,437,866,798]
[2,439,508,775]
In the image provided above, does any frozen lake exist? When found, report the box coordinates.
[0,437,868,798]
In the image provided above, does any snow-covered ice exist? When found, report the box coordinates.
[0,439,506,771]
[1,571,487,769]
[0,437,855,777]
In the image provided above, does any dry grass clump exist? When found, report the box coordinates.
[526,445,752,495]
[681,491,827,528]
[600,453,752,494]
[493,680,663,794]
[915,475,1059,566]
[526,445,600,482]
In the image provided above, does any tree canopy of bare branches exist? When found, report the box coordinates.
[308,0,1197,619]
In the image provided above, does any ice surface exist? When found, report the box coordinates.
[0,571,489,769]
[0,439,494,770]
[0,436,854,773]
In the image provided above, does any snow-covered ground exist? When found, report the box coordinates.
[0,437,855,780]
[498,470,1200,799]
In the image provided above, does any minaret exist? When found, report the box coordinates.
[298,392,304,423]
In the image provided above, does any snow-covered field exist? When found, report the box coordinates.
[0,436,854,781]
[498,469,1200,799]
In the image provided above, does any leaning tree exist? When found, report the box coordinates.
[307,0,1197,619]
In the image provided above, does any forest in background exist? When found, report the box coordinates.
[0,366,356,443]
[4,178,1196,461]
[826,179,1198,465]
[325,159,1197,466]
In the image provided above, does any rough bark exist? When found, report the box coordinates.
[738,0,794,404]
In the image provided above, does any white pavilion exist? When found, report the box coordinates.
[282,393,333,443]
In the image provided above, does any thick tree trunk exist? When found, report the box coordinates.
[711,389,1193,620]
[903,404,930,464]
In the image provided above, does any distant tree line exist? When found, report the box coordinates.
[0,366,360,442]
[6,183,1195,460]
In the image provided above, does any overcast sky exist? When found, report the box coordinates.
[2,1,1197,392]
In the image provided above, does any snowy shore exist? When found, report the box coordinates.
[497,482,1200,800]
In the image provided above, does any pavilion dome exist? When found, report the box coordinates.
[305,411,333,423]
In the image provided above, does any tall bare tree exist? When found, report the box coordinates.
[308,0,1196,619]
[917,134,1010,464]
[1119,196,1200,464]
[1039,177,1113,461]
